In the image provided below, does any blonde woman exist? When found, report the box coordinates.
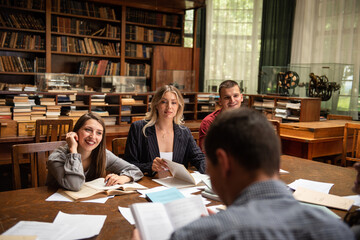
[124,85,205,176]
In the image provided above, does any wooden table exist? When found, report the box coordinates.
[0,155,356,239]
[280,120,357,160]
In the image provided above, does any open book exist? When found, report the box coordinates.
[152,159,209,188]
[59,178,147,202]
[131,195,208,240]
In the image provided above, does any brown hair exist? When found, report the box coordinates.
[73,112,106,179]
[218,80,241,96]
[142,85,184,136]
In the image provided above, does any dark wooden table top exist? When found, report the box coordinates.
[0,155,356,239]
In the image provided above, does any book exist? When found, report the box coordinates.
[131,195,208,240]
[152,159,208,188]
[200,178,221,201]
[59,178,147,202]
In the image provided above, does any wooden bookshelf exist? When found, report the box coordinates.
[0,0,186,90]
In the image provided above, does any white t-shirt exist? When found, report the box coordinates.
[160,152,173,161]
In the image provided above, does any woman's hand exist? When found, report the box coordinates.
[66,132,78,153]
[105,173,132,186]
[151,157,168,172]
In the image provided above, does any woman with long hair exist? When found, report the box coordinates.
[47,113,143,191]
[124,85,205,176]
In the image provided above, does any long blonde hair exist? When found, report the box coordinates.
[142,85,184,136]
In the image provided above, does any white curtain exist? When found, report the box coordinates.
[204,0,263,94]
[291,0,360,118]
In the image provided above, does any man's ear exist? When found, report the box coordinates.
[215,148,231,178]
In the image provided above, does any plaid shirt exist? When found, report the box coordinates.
[171,180,355,240]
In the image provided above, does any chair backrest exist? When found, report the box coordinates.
[35,119,73,143]
[327,114,353,120]
[268,119,280,135]
[112,137,127,158]
[342,122,360,167]
[191,131,200,146]
[12,141,66,189]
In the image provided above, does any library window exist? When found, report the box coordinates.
[184,9,194,48]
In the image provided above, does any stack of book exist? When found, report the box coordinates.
[10,96,32,121]
[40,97,56,106]
[121,106,131,115]
[91,95,107,106]
[67,109,88,117]
[46,105,61,119]
[0,105,12,119]
[103,116,116,126]
[31,105,46,120]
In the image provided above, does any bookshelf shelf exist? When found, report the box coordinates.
[0,27,45,34]
[0,5,45,13]
[51,32,119,41]
[0,48,46,53]
[125,39,181,46]
[126,21,182,31]
[51,51,120,58]
[125,56,151,61]
[0,72,38,76]
[51,12,121,24]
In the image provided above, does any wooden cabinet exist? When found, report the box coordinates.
[245,94,321,122]
[0,0,185,91]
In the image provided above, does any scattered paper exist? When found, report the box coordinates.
[288,179,334,193]
[2,221,72,240]
[207,205,226,214]
[53,211,107,240]
[300,202,340,219]
[137,186,169,198]
[118,207,135,225]
[279,169,289,174]
[46,192,111,203]
[344,195,360,207]
[293,187,354,211]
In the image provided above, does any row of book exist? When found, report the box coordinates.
[0,11,45,30]
[51,0,117,20]
[126,8,180,28]
[52,16,120,38]
[125,63,150,78]
[78,60,121,76]
[0,0,45,10]
[0,31,45,50]
[51,36,120,56]
[0,56,45,73]
[126,26,180,44]
[125,43,152,58]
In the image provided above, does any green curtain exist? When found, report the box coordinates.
[197,8,206,92]
[258,0,296,93]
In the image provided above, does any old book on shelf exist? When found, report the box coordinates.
[59,178,147,202]
[131,195,208,240]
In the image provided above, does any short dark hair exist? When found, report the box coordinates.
[204,108,280,176]
[218,80,240,96]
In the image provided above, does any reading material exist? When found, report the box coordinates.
[152,159,207,188]
[201,178,220,201]
[146,187,185,204]
[131,195,208,240]
[59,178,147,201]
[293,187,354,211]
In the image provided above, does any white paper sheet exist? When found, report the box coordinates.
[279,169,289,174]
[53,211,107,240]
[288,179,334,193]
[344,195,360,207]
[46,192,111,203]
[137,186,169,198]
[118,207,135,225]
[2,221,72,240]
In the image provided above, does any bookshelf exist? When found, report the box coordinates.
[0,0,185,91]
[246,94,321,122]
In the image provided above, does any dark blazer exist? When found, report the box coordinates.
[124,120,205,175]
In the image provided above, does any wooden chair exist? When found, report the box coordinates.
[112,137,127,158]
[268,119,280,135]
[12,141,66,189]
[35,119,73,143]
[191,131,200,146]
[327,114,352,120]
[342,122,360,167]
[131,116,145,123]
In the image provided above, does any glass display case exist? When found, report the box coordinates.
[101,76,147,93]
[36,73,84,92]
[260,64,354,113]
[156,70,195,91]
